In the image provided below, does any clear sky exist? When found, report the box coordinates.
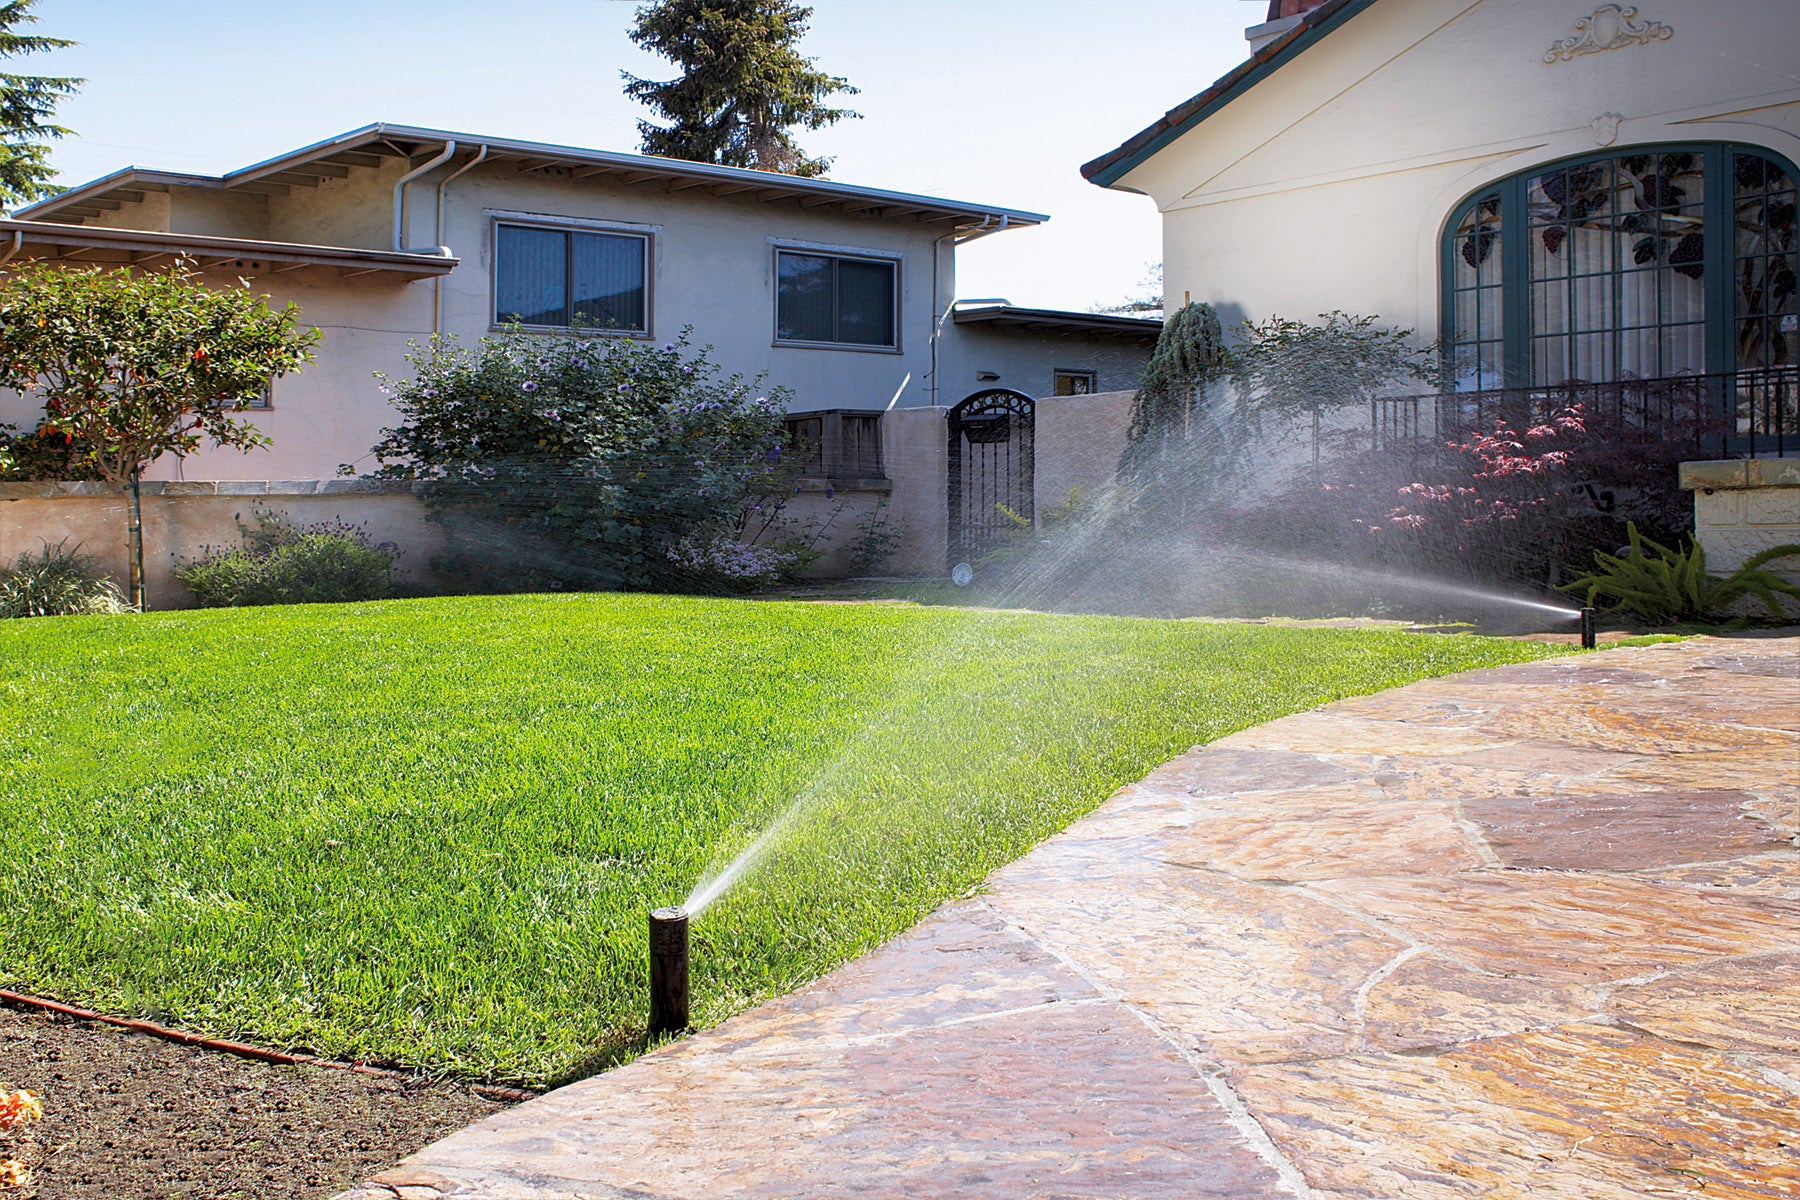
[37,1,1264,312]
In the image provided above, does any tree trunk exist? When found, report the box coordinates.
[128,471,145,610]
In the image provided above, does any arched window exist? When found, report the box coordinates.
[1443,144,1797,391]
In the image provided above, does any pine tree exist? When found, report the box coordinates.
[0,0,77,209]
[623,0,857,178]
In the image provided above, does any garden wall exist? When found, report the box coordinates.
[1,393,1139,601]
[1680,459,1800,585]
[756,394,1134,578]
[0,481,449,610]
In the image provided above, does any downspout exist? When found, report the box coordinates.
[0,229,22,266]
[432,145,488,333]
[927,215,1009,408]
[392,140,457,252]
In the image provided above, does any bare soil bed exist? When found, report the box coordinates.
[0,1005,509,1200]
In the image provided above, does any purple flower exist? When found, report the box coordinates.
[421,388,437,399]
[663,343,675,352]
[618,383,631,393]
[522,381,539,393]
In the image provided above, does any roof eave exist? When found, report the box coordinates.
[1081,0,1375,190]
[27,121,1050,232]
[953,305,1163,341]
[0,218,459,281]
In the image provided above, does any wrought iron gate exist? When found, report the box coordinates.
[947,388,1035,567]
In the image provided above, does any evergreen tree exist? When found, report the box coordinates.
[1117,301,1229,487]
[0,0,77,209]
[623,0,857,178]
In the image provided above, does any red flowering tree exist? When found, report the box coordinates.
[0,259,318,604]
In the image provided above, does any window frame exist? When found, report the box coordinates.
[489,212,655,337]
[1053,369,1098,396]
[1439,142,1799,390]
[771,244,902,354]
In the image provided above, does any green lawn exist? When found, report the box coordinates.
[0,594,1567,1084]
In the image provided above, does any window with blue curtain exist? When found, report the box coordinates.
[495,223,648,333]
[775,250,897,348]
[1442,144,1797,390]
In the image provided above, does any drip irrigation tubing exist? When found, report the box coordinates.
[0,988,538,1104]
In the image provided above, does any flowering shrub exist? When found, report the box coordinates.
[0,423,103,482]
[1221,398,1721,597]
[366,329,800,592]
[175,510,397,607]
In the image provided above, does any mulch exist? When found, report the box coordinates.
[0,1005,512,1200]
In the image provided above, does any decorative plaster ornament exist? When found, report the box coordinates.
[1590,112,1624,146]
[1545,5,1673,63]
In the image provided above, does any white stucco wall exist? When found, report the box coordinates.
[1117,0,1800,342]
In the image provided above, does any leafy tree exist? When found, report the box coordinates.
[624,0,858,178]
[1229,311,1435,461]
[368,328,801,592]
[0,0,79,209]
[0,260,319,605]
[1094,261,1163,317]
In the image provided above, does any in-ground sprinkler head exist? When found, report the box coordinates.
[648,906,690,1038]
[1579,606,1597,650]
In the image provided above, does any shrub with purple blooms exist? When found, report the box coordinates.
[365,329,799,592]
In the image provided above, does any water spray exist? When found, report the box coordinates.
[1579,606,1597,650]
[648,906,690,1038]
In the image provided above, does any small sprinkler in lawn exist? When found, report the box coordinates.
[648,906,690,1038]
[1579,606,1597,650]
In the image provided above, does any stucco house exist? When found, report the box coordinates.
[0,125,1158,593]
[1,123,1157,484]
[1082,0,1799,569]
[1085,0,1796,425]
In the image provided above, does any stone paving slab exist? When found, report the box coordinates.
[343,635,1800,1200]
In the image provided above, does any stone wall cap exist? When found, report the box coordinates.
[1679,461,1751,490]
[0,478,419,497]
[1748,459,1800,488]
[1681,459,1800,490]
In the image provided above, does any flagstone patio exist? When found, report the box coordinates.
[342,633,1800,1200]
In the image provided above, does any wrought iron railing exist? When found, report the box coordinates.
[1370,367,1799,458]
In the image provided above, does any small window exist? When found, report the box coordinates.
[776,251,897,348]
[496,222,649,333]
[1053,370,1097,396]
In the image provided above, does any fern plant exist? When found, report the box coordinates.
[1560,522,1800,623]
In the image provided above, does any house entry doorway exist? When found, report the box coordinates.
[947,388,1035,568]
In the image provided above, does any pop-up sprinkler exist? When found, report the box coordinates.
[648,906,690,1037]
[1579,606,1597,650]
